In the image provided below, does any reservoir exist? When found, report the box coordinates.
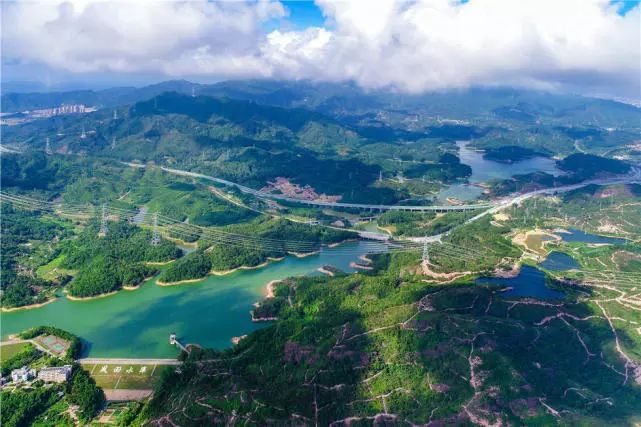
[476,265,565,299]
[437,141,562,201]
[1,241,384,358]
[457,141,562,183]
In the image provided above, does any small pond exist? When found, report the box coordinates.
[558,228,627,245]
[539,252,580,271]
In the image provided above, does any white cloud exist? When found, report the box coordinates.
[2,0,286,74]
[2,0,639,99]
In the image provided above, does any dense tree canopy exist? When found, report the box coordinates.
[62,222,180,297]
[159,252,212,283]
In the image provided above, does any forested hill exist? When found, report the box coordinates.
[130,92,425,143]
[131,92,332,132]
[2,91,476,204]
[5,81,640,128]
[1,80,196,112]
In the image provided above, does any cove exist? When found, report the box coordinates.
[1,241,384,359]
[475,265,565,299]
[437,141,562,202]
[457,141,563,183]
[539,252,580,271]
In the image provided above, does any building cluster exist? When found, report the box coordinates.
[260,177,342,203]
[2,103,98,125]
[8,365,72,385]
[27,104,95,118]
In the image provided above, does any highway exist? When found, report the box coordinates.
[399,166,641,242]
[136,163,641,215]
[462,168,641,227]
[121,163,493,212]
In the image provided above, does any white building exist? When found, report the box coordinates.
[38,365,73,383]
[11,366,36,383]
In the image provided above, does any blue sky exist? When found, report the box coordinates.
[2,0,639,100]
[278,0,641,28]
[282,1,326,28]
[614,0,641,14]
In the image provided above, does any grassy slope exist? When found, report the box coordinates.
[140,252,641,426]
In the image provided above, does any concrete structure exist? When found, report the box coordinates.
[11,366,36,383]
[27,104,91,119]
[156,166,493,212]
[169,333,189,353]
[38,365,72,383]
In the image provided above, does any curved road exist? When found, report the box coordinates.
[123,163,492,212]
[125,162,641,217]
[463,168,641,227]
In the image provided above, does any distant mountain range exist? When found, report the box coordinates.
[3,80,639,129]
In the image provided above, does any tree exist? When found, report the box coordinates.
[67,367,105,421]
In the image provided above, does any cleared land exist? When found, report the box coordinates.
[0,342,28,361]
[82,362,170,390]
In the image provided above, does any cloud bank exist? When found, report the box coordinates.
[2,0,639,99]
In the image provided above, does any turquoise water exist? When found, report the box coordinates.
[559,228,627,245]
[476,265,565,299]
[539,252,580,271]
[1,241,383,358]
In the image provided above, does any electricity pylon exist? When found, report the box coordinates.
[151,212,161,246]
[422,238,429,264]
[98,204,108,237]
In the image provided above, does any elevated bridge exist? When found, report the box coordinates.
[150,165,493,212]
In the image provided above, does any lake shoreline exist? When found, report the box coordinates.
[317,266,334,276]
[66,290,119,301]
[327,238,358,248]
[1,297,57,312]
[289,250,320,258]
[123,275,157,291]
[156,277,205,286]
[264,280,283,298]
[156,257,286,285]
[145,259,176,266]
[2,240,374,357]
[211,261,270,276]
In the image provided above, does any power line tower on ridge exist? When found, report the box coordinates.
[45,137,52,155]
[98,204,108,237]
[151,212,161,246]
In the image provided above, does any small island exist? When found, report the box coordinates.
[482,146,547,163]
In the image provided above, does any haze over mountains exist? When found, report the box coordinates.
[4,80,640,123]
